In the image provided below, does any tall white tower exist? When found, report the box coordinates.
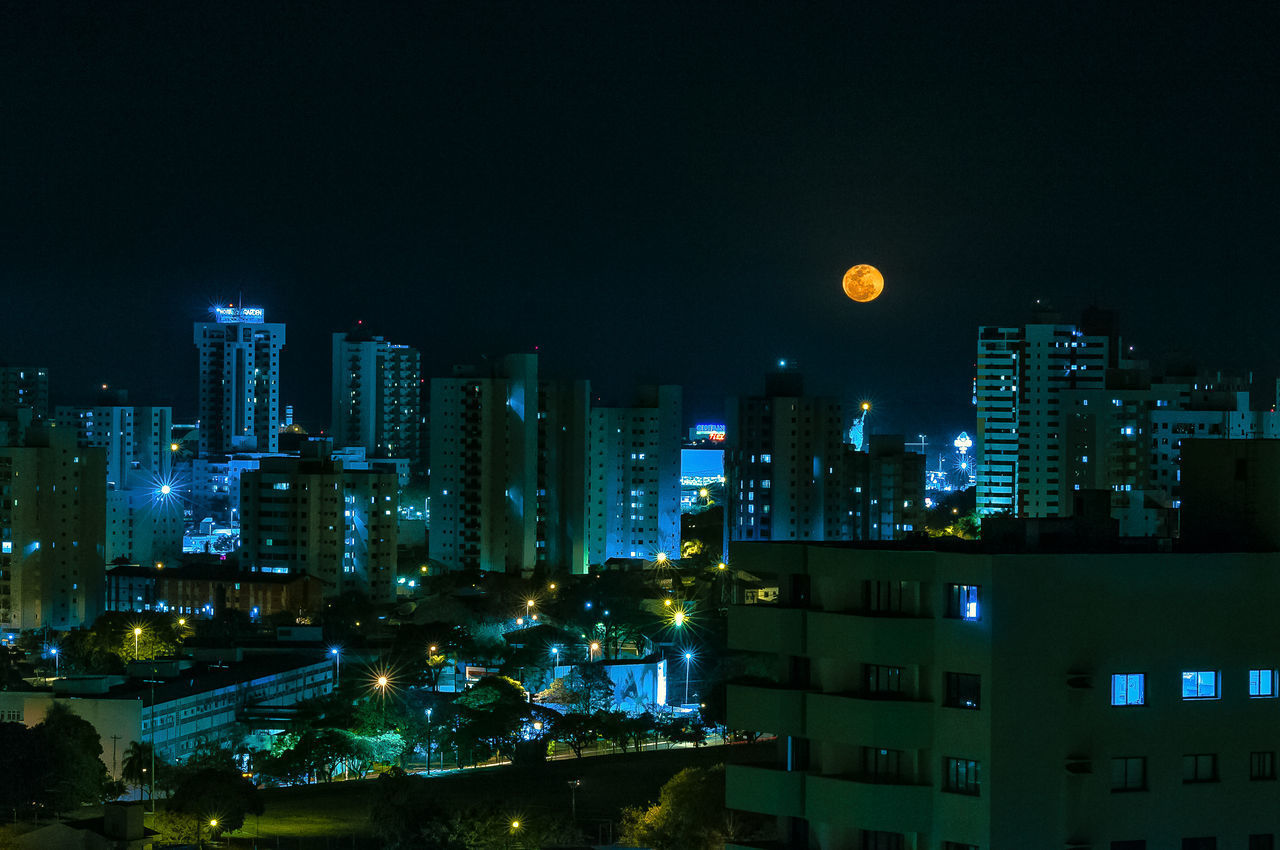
[193,306,286,456]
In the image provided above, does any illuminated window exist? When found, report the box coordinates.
[945,584,981,621]
[1111,757,1147,792]
[1182,671,1220,700]
[1111,673,1146,706]
[1249,669,1277,698]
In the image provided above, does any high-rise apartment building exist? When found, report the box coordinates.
[0,427,106,634]
[726,539,1280,848]
[0,367,49,419]
[429,355,540,574]
[538,379,591,574]
[238,445,398,601]
[330,330,423,466]
[193,306,285,456]
[975,310,1114,517]
[588,385,682,562]
[726,366,924,545]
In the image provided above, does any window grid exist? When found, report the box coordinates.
[943,757,980,796]
[1182,753,1218,783]
[1181,670,1220,700]
[1111,673,1145,706]
[1251,751,1276,781]
[1110,756,1146,792]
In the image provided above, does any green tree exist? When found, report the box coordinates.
[551,712,596,758]
[121,740,168,801]
[33,702,110,814]
[165,743,263,836]
[619,765,757,850]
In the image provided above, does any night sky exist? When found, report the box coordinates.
[3,4,1278,445]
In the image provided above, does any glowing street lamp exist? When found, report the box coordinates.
[654,551,668,565]
[133,627,143,659]
[683,651,693,705]
[330,647,341,686]
[50,647,58,677]
[589,642,600,662]
[672,610,686,628]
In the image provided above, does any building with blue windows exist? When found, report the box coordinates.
[724,539,1280,849]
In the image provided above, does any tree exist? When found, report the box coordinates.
[33,702,110,814]
[165,743,263,836]
[551,712,596,758]
[122,740,168,801]
[619,765,771,850]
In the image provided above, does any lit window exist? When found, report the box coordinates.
[1111,756,1147,792]
[0,542,9,554]
[272,482,290,490]
[1250,669,1278,698]
[1182,671,1220,700]
[1111,673,1146,706]
[945,584,981,621]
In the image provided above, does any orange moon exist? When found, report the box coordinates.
[842,264,884,302]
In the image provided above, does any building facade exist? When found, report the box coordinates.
[588,385,682,563]
[330,330,422,467]
[193,306,285,456]
[725,541,1280,848]
[0,366,49,419]
[0,427,106,634]
[238,448,398,601]
[429,354,541,574]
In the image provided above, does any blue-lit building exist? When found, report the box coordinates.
[194,306,286,456]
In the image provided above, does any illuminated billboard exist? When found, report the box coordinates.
[212,306,266,324]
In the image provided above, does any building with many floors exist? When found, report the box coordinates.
[588,385,682,562]
[0,366,49,419]
[0,426,106,635]
[193,305,285,456]
[238,444,398,601]
[330,329,423,467]
[725,538,1280,848]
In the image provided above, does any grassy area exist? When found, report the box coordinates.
[219,741,771,847]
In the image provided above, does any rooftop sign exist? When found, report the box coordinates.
[212,306,266,324]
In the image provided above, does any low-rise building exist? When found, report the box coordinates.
[0,652,334,775]
[105,561,329,619]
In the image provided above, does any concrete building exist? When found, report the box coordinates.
[588,385,682,563]
[193,305,285,456]
[429,354,540,574]
[238,446,398,601]
[105,561,330,619]
[975,309,1114,518]
[538,379,591,574]
[726,365,850,543]
[55,402,181,566]
[330,330,423,467]
[725,540,1280,848]
[0,427,106,635]
[0,365,49,419]
[0,653,334,771]
[726,367,924,545]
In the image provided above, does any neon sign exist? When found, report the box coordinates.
[213,306,266,324]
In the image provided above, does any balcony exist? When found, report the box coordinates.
[805,692,934,750]
[805,773,933,831]
[726,764,804,818]
[727,683,805,736]
[728,605,806,655]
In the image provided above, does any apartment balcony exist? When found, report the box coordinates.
[805,773,933,832]
[728,605,806,655]
[805,692,934,750]
[725,764,804,819]
[726,683,805,737]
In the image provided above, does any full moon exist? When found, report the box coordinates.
[842,264,884,303]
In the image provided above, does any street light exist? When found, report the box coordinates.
[683,651,693,706]
[330,647,341,686]
[50,647,58,677]
[589,642,600,662]
[133,627,143,659]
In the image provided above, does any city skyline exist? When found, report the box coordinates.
[4,6,1279,441]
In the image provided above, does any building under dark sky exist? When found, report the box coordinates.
[3,4,1278,440]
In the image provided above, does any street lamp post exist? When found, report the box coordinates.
[51,647,58,677]
[683,652,693,706]
[331,647,340,687]
[133,627,142,660]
